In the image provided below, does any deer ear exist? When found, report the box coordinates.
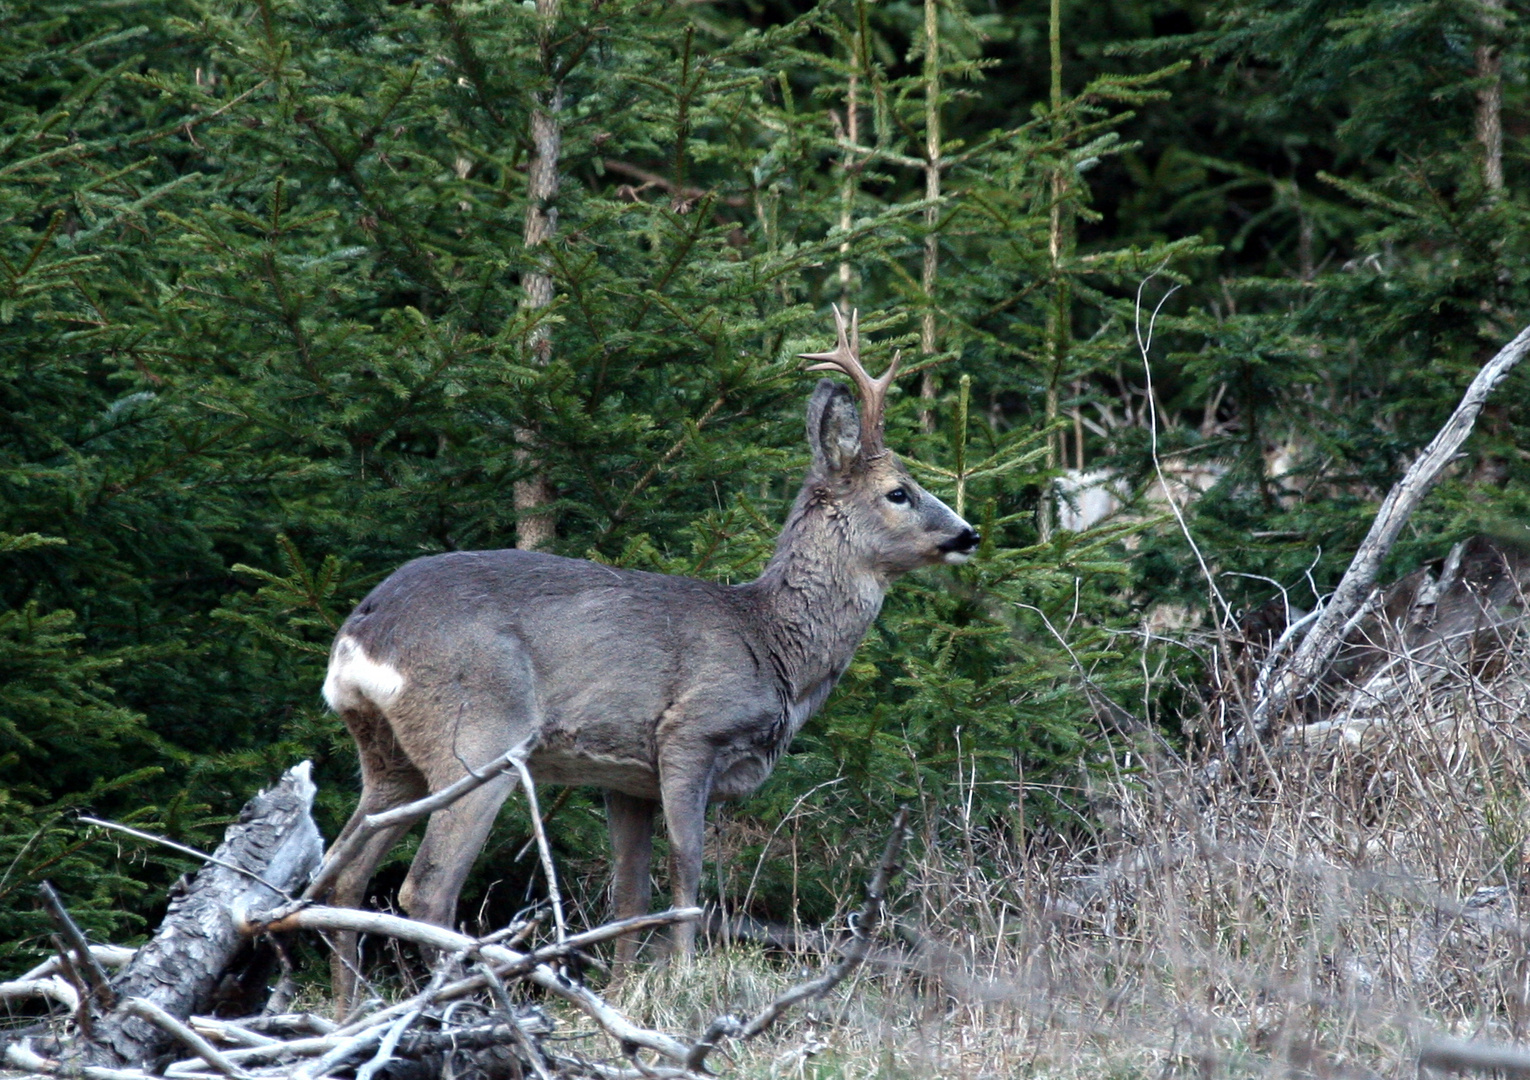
[807,379,862,474]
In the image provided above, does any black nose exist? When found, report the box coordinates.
[939,528,980,554]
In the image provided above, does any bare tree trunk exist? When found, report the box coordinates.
[1208,322,1530,781]
[1476,0,1505,193]
[514,0,562,551]
[918,0,941,432]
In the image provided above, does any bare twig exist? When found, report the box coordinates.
[508,754,567,943]
[80,818,293,900]
[18,944,135,981]
[187,1018,281,1049]
[478,963,555,1080]
[1134,271,1231,629]
[304,738,532,902]
[249,904,698,1063]
[0,974,80,1011]
[350,1006,419,1080]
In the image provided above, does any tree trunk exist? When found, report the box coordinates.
[514,0,562,551]
[1039,0,1072,541]
[838,25,861,307]
[1475,0,1505,193]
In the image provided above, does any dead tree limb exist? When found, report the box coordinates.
[38,882,117,1009]
[80,763,323,1069]
[120,999,250,1079]
[246,904,698,1064]
[1210,322,1530,781]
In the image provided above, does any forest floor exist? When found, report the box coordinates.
[570,655,1530,1079]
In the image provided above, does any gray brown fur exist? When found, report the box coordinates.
[321,317,977,1004]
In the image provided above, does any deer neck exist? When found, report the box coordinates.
[747,484,886,698]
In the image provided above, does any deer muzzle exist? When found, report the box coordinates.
[939,528,981,563]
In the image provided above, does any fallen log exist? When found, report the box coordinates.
[76,762,323,1070]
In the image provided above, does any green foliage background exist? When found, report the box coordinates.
[3,0,1528,967]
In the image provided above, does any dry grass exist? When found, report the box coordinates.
[548,638,1530,1079]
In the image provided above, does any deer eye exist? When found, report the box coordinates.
[885,487,909,505]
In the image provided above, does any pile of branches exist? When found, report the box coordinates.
[1,765,908,1080]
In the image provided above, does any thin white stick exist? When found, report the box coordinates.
[304,738,533,901]
[188,1018,280,1049]
[1134,270,1233,630]
[5,1039,154,1080]
[19,944,135,981]
[352,1008,419,1080]
[168,1036,339,1071]
[0,975,79,1010]
[508,754,566,943]
[81,818,292,899]
[123,998,253,1079]
[292,1027,386,1080]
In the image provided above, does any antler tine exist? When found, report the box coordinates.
[798,305,901,452]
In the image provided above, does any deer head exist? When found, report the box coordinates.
[792,305,979,579]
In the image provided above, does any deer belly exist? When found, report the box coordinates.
[527,728,661,798]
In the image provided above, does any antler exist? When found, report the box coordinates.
[798,305,902,455]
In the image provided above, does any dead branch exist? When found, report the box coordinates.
[508,754,567,943]
[81,763,323,1070]
[80,818,293,899]
[11,767,913,1080]
[1210,321,1530,780]
[38,881,116,1009]
[600,158,750,208]
[19,945,136,981]
[247,904,698,1064]
[121,999,250,1079]
[0,975,80,1011]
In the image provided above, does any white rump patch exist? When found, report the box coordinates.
[323,635,405,712]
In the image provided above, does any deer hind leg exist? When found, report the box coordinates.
[397,768,519,930]
[658,746,717,959]
[605,790,656,973]
[392,646,540,933]
[329,706,428,1015]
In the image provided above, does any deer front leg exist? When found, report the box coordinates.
[605,790,655,973]
[659,750,715,959]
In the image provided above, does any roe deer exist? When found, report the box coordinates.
[319,308,978,1001]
